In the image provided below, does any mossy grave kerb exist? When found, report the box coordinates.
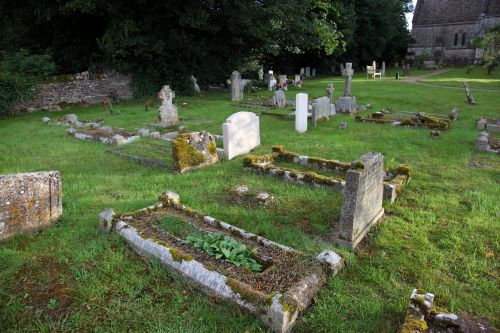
[246,146,410,203]
[355,111,453,130]
[99,191,343,333]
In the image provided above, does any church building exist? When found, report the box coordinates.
[407,0,500,65]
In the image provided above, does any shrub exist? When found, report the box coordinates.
[130,72,163,98]
[0,73,36,117]
[0,49,56,78]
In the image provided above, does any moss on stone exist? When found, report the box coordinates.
[207,142,217,157]
[168,247,194,263]
[401,315,429,333]
[397,164,411,177]
[226,278,268,307]
[278,294,299,314]
[172,135,206,172]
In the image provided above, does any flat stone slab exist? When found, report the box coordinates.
[100,191,342,333]
[0,171,62,241]
[68,127,140,146]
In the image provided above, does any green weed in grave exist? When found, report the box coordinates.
[187,232,263,272]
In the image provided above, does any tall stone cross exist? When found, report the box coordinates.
[341,63,354,97]
[326,83,334,103]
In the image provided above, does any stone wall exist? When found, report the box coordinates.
[17,72,133,112]
[0,171,62,241]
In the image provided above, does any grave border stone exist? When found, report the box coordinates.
[100,191,343,333]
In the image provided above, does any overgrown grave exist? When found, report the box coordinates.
[68,126,140,145]
[477,117,500,132]
[107,137,174,170]
[100,191,343,333]
[243,146,411,248]
[42,113,103,129]
[355,108,458,131]
[244,146,410,204]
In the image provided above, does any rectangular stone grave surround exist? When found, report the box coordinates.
[475,131,499,154]
[243,145,409,202]
[100,191,343,333]
[355,112,452,130]
[1,171,62,241]
[172,131,218,173]
[223,112,260,160]
[68,127,140,145]
[243,146,387,249]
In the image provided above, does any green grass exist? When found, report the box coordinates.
[0,69,499,332]
[420,67,500,90]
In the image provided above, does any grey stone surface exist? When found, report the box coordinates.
[336,152,385,249]
[341,63,354,96]
[231,71,243,101]
[450,107,460,121]
[0,171,62,241]
[157,85,178,127]
[477,118,487,130]
[279,75,287,90]
[407,0,500,65]
[42,117,50,123]
[16,72,132,112]
[339,121,347,129]
[311,68,316,77]
[190,75,201,96]
[316,250,343,274]
[65,114,78,123]
[138,128,150,137]
[273,90,286,108]
[336,96,357,114]
[172,131,218,173]
[326,83,334,103]
[100,192,342,333]
[312,97,331,126]
[464,81,476,104]
[305,67,311,77]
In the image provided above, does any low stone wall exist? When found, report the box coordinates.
[17,72,133,112]
[0,171,62,241]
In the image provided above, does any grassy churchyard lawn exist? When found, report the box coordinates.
[0,69,499,332]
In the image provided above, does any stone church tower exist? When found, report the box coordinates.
[407,0,500,65]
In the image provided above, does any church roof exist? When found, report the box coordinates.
[413,0,500,25]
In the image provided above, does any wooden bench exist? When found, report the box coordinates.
[366,66,382,79]
[423,60,439,70]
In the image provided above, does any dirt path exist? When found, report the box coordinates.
[399,69,500,93]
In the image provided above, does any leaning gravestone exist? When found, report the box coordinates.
[273,89,286,108]
[157,85,178,127]
[231,71,243,101]
[223,112,260,160]
[295,93,308,133]
[190,75,201,96]
[336,62,357,114]
[0,171,62,241]
[335,153,384,249]
[464,81,476,105]
[172,131,218,173]
[312,97,331,126]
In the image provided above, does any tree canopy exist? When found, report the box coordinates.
[0,0,412,93]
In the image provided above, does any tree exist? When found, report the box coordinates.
[474,25,500,74]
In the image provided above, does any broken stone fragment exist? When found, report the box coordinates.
[111,134,126,145]
[138,128,150,137]
[315,250,343,274]
[99,208,116,232]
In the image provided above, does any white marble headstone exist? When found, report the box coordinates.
[223,112,260,160]
[295,93,308,133]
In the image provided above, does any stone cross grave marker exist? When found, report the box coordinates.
[158,85,178,127]
[222,112,260,160]
[231,71,243,101]
[342,63,354,97]
[0,171,62,241]
[295,93,308,133]
[327,83,334,103]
